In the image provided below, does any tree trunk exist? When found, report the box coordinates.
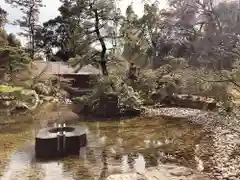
[100,61,108,76]
[93,8,108,76]
[29,4,35,60]
[31,27,35,60]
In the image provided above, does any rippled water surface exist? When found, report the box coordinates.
[0,114,212,180]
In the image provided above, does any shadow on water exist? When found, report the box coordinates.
[0,115,214,180]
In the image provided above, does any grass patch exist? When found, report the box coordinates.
[0,85,23,93]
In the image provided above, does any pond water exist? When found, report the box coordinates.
[0,114,213,180]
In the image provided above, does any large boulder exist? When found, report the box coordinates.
[72,92,142,118]
[71,93,120,117]
[94,93,120,117]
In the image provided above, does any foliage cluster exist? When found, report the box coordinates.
[2,0,240,114]
[72,74,143,114]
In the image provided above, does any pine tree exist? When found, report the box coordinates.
[0,6,7,27]
[5,0,44,59]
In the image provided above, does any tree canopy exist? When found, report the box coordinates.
[1,0,240,108]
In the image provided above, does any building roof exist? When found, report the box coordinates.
[77,64,101,75]
[34,61,75,75]
[33,61,101,76]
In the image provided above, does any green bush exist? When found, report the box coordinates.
[135,61,183,103]
[135,69,158,98]
[0,46,31,82]
[73,75,143,114]
[0,85,39,112]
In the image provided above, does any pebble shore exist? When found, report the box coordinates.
[143,107,240,180]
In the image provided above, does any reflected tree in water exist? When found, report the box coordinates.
[98,148,108,180]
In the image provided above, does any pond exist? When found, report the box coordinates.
[0,112,213,180]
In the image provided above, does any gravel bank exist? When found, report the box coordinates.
[106,164,211,180]
[143,107,240,180]
[211,127,240,180]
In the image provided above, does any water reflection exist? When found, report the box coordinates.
[1,145,35,180]
[42,162,73,180]
[1,116,211,180]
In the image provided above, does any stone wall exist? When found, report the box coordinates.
[152,93,217,111]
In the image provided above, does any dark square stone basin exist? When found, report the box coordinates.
[35,125,87,159]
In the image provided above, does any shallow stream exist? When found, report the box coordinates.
[0,111,213,180]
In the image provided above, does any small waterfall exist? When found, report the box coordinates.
[63,123,66,152]
[57,131,61,152]
[56,123,67,154]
